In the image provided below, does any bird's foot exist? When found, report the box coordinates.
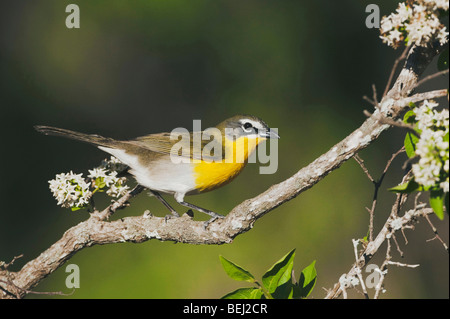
[203,213,225,230]
[164,210,180,223]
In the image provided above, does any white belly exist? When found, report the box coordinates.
[98,147,196,195]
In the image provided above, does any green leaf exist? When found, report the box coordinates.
[71,206,83,211]
[404,132,419,158]
[437,48,449,71]
[262,249,295,295]
[403,110,416,124]
[408,102,417,109]
[388,179,421,193]
[293,260,317,298]
[219,255,255,282]
[430,190,445,220]
[221,287,263,299]
[248,288,264,299]
[271,278,293,299]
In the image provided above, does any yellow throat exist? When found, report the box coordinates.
[193,136,265,192]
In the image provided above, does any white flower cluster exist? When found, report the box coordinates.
[411,100,449,192]
[88,167,129,198]
[48,157,130,210]
[49,171,92,208]
[380,0,448,48]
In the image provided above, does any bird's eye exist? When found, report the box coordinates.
[243,122,253,130]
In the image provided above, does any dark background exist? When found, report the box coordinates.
[0,0,448,298]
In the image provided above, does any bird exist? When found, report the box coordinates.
[34,115,279,226]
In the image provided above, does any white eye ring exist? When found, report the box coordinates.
[242,122,254,133]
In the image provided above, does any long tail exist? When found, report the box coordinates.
[34,125,123,149]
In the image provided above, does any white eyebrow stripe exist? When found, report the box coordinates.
[239,119,263,129]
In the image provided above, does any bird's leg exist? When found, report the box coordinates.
[148,190,180,219]
[174,195,224,229]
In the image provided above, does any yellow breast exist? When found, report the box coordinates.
[193,136,264,192]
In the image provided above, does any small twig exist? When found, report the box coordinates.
[414,192,422,208]
[386,261,420,268]
[383,45,411,98]
[415,69,449,88]
[0,279,74,298]
[352,239,369,299]
[362,84,380,107]
[391,171,412,219]
[1,254,24,270]
[400,89,448,105]
[381,147,406,182]
[364,110,420,137]
[341,285,348,299]
[402,154,420,170]
[372,84,379,106]
[401,228,409,245]
[391,234,404,257]
[364,89,447,123]
[354,155,375,183]
[424,215,449,253]
[354,147,405,242]
[363,95,377,106]
[91,185,145,221]
[374,238,391,299]
[353,154,377,241]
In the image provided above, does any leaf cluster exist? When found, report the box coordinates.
[219,249,316,299]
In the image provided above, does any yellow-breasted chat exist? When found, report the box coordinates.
[34,115,279,226]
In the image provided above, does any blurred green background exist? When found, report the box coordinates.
[0,0,448,299]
